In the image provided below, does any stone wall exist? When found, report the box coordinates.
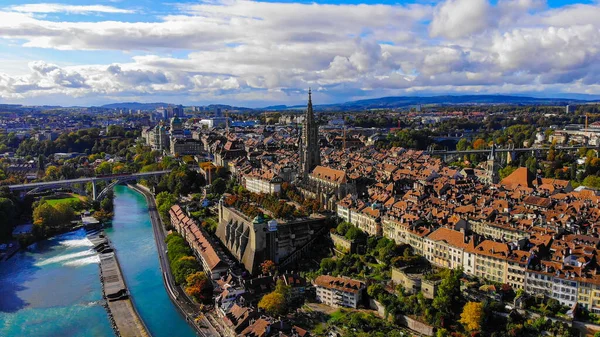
[396,315,435,336]
[330,233,355,254]
[369,299,435,336]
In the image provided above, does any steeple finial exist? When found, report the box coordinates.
[308,87,312,102]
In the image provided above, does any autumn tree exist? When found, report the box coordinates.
[260,260,277,275]
[32,201,76,233]
[472,138,487,150]
[460,301,484,332]
[185,271,212,303]
[258,291,286,316]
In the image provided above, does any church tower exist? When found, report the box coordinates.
[300,89,320,177]
[486,143,500,184]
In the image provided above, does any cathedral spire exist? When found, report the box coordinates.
[300,87,320,178]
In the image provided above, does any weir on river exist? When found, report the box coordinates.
[0,185,196,337]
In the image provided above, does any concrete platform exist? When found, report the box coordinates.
[98,238,150,337]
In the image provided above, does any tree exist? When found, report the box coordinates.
[100,194,114,212]
[472,138,486,150]
[583,175,600,188]
[274,279,291,300]
[456,138,470,152]
[0,197,17,240]
[260,260,277,275]
[45,165,59,180]
[432,268,463,321]
[525,157,538,175]
[499,165,518,180]
[37,154,45,171]
[210,177,227,195]
[172,256,201,284]
[460,301,484,332]
[436,328,450,337]
[258,291,287,316]
[92,209,113,223]
[185,271,212,303]
[156,191,177,223]
[95,161,113,175]
[336,222,352,236]
[345,226,365,241]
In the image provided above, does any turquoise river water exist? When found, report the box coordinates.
[0,185,196,337]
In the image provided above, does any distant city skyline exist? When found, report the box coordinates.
[1,0,600,106]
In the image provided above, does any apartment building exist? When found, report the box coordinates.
[314,275,365,308]
[244,173,283,194]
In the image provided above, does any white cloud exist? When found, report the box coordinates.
[1,0,600,104]
[8,3,135,14]
[430,0,492,39]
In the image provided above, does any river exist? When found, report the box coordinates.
[0,185,196,337]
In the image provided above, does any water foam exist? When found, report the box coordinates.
[35,250,96,267]
[59,238,94,248]
[63,255,100,267]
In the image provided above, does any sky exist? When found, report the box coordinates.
[0,0,600,107]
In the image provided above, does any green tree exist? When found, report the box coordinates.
[95,161,113,175]
[432,268,463,323]
[172,256,201,284]
[210,177,227,195]
[583,175,600,188]
[0,197,17,240]
[156,191,177,223]
[45,165,59,180]
[336,221,352,236]
[456,138,470,152]
[526,157,538,175]
[499,165,517,180]
[436,328,450,337]
[345,226,364,241]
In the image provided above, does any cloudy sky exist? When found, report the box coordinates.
[0,0,599,107]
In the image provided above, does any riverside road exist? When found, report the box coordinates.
[131,185,220,337]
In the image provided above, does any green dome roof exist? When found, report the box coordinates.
[252,213,266,224]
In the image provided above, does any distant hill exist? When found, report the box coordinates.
[203,104,254,112]
[99,102,253,112]
[95,95,599,113]
[100,102,171,110]
[263,95,596,111]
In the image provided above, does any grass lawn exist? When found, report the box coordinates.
[46,195,83,206]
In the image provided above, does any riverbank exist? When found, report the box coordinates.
[90,232,150,337]
[128,184,220,337]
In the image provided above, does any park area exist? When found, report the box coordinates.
[45,194,86,206]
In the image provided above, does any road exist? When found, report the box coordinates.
[130,184,220,337]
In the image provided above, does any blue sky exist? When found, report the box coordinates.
[1,0,600,107]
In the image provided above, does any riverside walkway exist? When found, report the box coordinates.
[90,234,151,337]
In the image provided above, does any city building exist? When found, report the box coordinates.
[170,138,203,156]
[243,170,284,194]
[169,205,229,279]
[314,275,365,308]
[216,202,327,275]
